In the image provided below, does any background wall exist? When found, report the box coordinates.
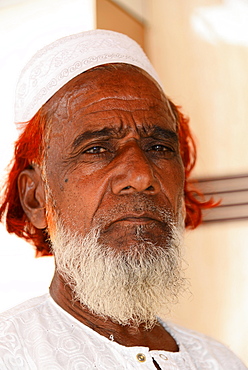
[96,0,145,49]
[0,0,247,366]
[145,0,248,364]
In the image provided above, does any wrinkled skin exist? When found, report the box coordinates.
[20,64,185,352]
[44,66,184,248]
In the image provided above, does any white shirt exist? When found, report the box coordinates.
[0,294,246,370]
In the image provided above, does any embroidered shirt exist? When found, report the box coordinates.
[0,294,246,369]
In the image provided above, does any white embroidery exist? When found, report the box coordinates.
[15,30,163,123]
[0,294,246,369]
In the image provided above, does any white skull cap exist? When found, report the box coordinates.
[15,29,163,123]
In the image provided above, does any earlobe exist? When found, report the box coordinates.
[18,166,47,229]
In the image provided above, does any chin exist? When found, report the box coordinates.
[98,222,173,253]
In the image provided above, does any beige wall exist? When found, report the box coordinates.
[146,0,248,177]
[145,0,248,365]
[97,0,145,50]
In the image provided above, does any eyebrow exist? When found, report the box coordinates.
[148,126,178,141]
[71,125,178,151]
[72,127,121,150]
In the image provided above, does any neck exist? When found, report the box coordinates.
[49,270,179,352]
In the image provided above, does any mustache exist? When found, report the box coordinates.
[94,194,176,230]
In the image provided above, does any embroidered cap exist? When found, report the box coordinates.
[15,29,163,123]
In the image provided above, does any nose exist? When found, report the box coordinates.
[111,142,160,195]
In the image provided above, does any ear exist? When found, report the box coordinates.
[18,166,47,229]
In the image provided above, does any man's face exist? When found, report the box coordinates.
[44,65,185,248]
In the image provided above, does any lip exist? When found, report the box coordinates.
[105,213,163,229]
[117,216,155,223]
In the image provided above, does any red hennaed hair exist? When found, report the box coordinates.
[0,104,216,257]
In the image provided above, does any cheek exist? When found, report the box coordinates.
[159,160,185,206]
[46,173,103,233]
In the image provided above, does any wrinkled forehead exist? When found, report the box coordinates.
[42,65,179,173]
[43,64,177,129]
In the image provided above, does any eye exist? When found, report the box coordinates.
[148,144,176,159]
[84,146,107,154]
[151,144,171,151]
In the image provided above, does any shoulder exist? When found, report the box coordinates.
[162,321,247,369]
[0,294,53,338]
[0,294,52,348]
[0,293,51,321]
[0,294,56,368]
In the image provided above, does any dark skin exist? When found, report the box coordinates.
[18,64,184,354]
[50,271,178,352]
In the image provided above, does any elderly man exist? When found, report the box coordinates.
[0,30,246,369]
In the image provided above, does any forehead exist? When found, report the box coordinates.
[44,64,177,139]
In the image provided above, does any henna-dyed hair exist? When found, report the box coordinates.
[0,73,216,257]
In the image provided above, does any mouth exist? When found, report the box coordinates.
[104,213,164,231]
[96,207,175,251]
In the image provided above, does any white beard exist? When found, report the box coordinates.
[50,212,185,329]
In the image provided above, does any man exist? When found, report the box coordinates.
[0,30,246,369]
